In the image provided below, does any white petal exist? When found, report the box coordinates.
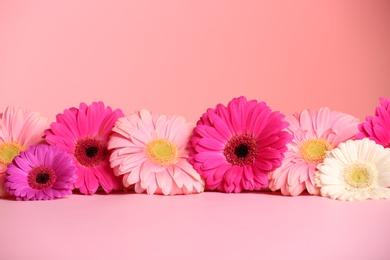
[318,164,340,177]
[377,173,390,187]
[331,147,349,166]
[374,187,390,199]
[345,140,358,162]
[375,153,390,172]
[318,173,341,185]
[358,138,371,161]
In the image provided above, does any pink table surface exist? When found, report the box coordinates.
[1,191,389,260]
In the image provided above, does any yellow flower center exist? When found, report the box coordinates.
[299,139,331,163]
[0,142,25,167]
[145,139,179,165]
[344,163,375,189]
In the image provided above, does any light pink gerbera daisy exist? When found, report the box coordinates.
[268,107,360,196]
[5,144,77,201]
[108,109,204,195]
[45,102,124,195]
[189,96,292,193]
[0,107,48,197]
[356,97,390,148]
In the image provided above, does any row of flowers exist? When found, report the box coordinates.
[1,97,389,201]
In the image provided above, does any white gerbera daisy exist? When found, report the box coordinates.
[315,138,390,201]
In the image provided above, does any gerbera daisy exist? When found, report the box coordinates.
[108,109,204,195]
[5,144,77,201]
[0,107,48,197]
[188,96,292,193]
[45,102,124,195]
[268,107,360,196]
[315,138,390,201]
[357,97,390,148]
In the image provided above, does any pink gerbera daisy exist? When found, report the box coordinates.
[45,102,124,195]
[0,107,48,197]
[268,107,360,196]
[108,109,204,195]
[356,97,390,148]
[5,144,77,201]
[189,96,292,193]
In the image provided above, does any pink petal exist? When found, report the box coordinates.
[197,138,225,151]
[156,169,173,195]
[145,178,158,194]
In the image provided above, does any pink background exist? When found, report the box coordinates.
[0,1,389,259]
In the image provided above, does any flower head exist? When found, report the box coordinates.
[5,144,77,200]
[268,107,360,196]
[315,138,390,201]
[45,102,124,194]
[0,107,48,196]
[108,109,204,195]
[357,97,390,148]
[189,96,292,193]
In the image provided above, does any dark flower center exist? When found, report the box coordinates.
[85,146,99,158]
[74,137,107,167]
[234,144,249,158]
[223,134,258,166]
[28,166,57,190]
[36,173,50,184]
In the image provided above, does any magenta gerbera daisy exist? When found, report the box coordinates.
[188,96,292,193]
[0,107,48,197]
[108,109,205,195]
[268,107,360,196]
[5,144,77,200]
[357,97,390,148]
[45,102,124,195]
